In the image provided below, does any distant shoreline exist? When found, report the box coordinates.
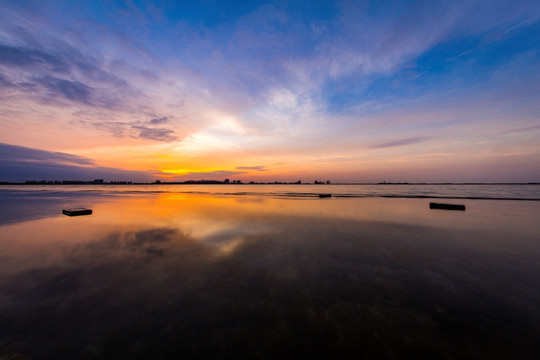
[1,182,539,186]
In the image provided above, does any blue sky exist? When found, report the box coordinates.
[0,0,539,182]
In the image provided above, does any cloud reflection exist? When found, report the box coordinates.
[1,193,540,358]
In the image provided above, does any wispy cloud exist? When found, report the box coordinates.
[0,44,70,72]
[370,137,431,149]
[147,116,168,125]
[89,117,178,142]
[236,165,267,171]
[502,125,540,134]
[36,76,93,104]
[176,170,246,180]
[0,42,139,114]
[131,126,178,142]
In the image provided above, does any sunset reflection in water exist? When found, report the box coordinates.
[1,193,539,359]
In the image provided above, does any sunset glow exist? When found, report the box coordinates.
[1,1,539,183]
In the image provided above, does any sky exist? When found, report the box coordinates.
[0,0,539,183]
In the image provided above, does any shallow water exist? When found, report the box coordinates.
[2,183,540,200]
[1,192,539,359]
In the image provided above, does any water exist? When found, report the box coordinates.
[1,188,540,359]
[1,183,540,200]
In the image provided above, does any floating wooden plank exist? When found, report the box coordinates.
[62,208,92,216]
[429,202,465,211]
[318,194,332,198]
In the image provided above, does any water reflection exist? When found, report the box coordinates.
[1,193,540,359]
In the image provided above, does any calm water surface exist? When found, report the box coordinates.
[2,183,540,200]
[0,189,539,359]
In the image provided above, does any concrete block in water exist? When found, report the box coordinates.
[62,208,92,216]
[429,202,465,211]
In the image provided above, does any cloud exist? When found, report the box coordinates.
[0,142,94,166]
[0,41,136,112]
[89,117,178,142]
[36,76,93,104]
[0,72,14,88]
[0,43,128,88]
[502,125,540,134]
[0,142,151,182]
[131,126,178,142]
[147,117,168,125]
[176,170,246,180]
[90,121,131,138]
[236,165,266,171]
[370,137,430,149]
[0,44,69,72]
